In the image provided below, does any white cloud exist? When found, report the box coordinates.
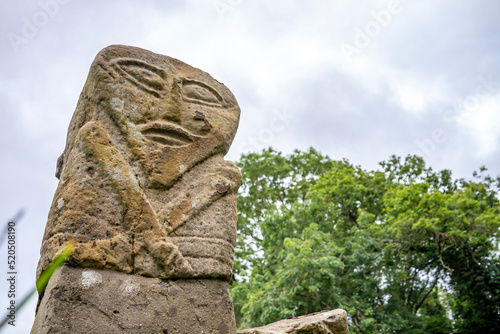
[458,93,500,156]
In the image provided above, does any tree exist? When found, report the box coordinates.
[231,148,499,333]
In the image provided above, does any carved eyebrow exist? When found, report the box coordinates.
[109,58,168,98]
[182,79,224,104]
[115,59,167,79]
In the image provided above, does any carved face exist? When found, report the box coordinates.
[86,45,240,188]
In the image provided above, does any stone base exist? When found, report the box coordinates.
[31,266,236,334]
[237,309,349,334]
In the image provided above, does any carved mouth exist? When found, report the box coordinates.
[141,123,194,147]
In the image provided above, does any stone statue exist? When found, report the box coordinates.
[37,45,242,281]
[32,45,242,333]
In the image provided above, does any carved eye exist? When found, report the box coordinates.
[182,80,223,107]
[111,59,167,98]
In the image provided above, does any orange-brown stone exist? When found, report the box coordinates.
[37,45,242,282]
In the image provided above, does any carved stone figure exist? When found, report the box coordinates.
[37,44,242,281]
[32,45,242,333]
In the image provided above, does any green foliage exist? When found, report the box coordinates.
[232,148,500,333]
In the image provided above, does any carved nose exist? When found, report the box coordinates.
[162,79,182,123]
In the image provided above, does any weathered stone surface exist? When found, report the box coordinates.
[33,45,242,333]
[36,44,242,281]
[31,265,236,334]
[237,310,349,334]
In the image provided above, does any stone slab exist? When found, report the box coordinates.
[237,310,349,334]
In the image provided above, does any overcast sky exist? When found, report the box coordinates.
[1,0,500,332]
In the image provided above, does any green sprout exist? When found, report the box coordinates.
[0,243,74,330]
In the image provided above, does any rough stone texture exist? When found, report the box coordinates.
[237,310,349,334]
[33,45,242,333]
[31,266,236,334]
[36,44,242,281]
